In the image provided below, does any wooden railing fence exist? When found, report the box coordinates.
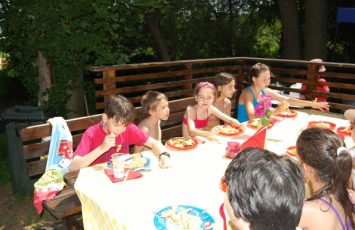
[91,57,355,113]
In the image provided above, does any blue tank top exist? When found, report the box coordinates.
[237,86,265,122]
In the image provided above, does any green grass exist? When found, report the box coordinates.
[0,133,11,184]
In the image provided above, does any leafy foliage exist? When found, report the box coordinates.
[0,1,154,116]
[0,0,281,116]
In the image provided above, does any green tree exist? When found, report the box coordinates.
[0,1,154,117]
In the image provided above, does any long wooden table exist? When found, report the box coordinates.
[65,109,353,230]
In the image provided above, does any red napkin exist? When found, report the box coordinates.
[219,203,227,230]
[104,169,143,183]
[34,189,61,214]
[239,126,267,151]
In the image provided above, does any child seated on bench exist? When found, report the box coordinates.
[134,91,169,152]
[182,81,242,137]
[206,72,236,130]
[70,95,172,171]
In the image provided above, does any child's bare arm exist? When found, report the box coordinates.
[144,137,172,168]
[134,125,150,153]
[184,106,219,137]
[211,106,241,127]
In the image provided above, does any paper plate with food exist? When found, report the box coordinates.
[107,153,151,171]
[218,125,243,136]
[275,109,297,118]
[165,137,198,151]
[308,121,336,130]
[286,146,297,157]
[123,153,151,171]
[247,118,274,129]
[337,126,352,137]
[154,205,214,230]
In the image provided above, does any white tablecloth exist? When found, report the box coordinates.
[74,110,353,230]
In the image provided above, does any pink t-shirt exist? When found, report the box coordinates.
[74,122,149,165]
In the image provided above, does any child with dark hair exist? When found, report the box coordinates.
[223,147,304,230]
[237,62,329,122]
[70,95,171,170]
[182,81,242,137]
[206,72,236,130]
[134,91,169,152]
[296,127,355,230]
[344,109,355,144]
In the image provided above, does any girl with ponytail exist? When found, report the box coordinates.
[296,127,354,230]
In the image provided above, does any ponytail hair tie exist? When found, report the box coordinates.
[336,147,348,156]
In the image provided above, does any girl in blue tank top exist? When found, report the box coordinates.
[237,63,330,122]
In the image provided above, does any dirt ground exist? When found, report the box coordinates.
[0,182,64,230]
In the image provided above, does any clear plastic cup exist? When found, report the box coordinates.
[111,153,124,179]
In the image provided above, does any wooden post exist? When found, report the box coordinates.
[183,63,193,90]
[102,69,116,103]
[305,63,317,100]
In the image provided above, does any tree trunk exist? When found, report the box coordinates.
[228,0,235,56]
[145,13,170,61]
[35,51,52,107]
[304,0,327,60]
[67,73,85,118]
[276,0,301,59]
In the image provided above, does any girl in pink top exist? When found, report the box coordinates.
[70,95,172,171]
[182,81,242,137]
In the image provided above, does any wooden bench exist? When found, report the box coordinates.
[9,96,196,227]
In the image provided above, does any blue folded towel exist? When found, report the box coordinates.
[46,117,73,174]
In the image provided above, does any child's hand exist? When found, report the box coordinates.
[312,99,330,111]
[159,154,172,169]
[102,133,116,152]
[231,119,243,129]
[210,125,222,136]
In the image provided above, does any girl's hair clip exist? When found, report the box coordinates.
[336,146,348,156]
[197,81,215,90]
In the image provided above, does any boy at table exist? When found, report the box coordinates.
[223,147,305,230]
[134,91,169,152]
[70,95,172,171]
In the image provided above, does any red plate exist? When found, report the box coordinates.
[247,118,274,129]
[286,146,297,157]
[275,109,297,118]
[165,137,198,151]
[337,126,351,137]
[308,121,336,130]
[219,125,243,136]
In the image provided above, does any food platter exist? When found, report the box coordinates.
[107,153,151,171]
[219,125,243,136]
[165,137,198,151]
[308,121,336,130]
[154,205,214,230]
[337,126,351,137]
[122,153,151,171]
[286,146,297,157]
[275,109,297,118]
[247,118,274,129]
